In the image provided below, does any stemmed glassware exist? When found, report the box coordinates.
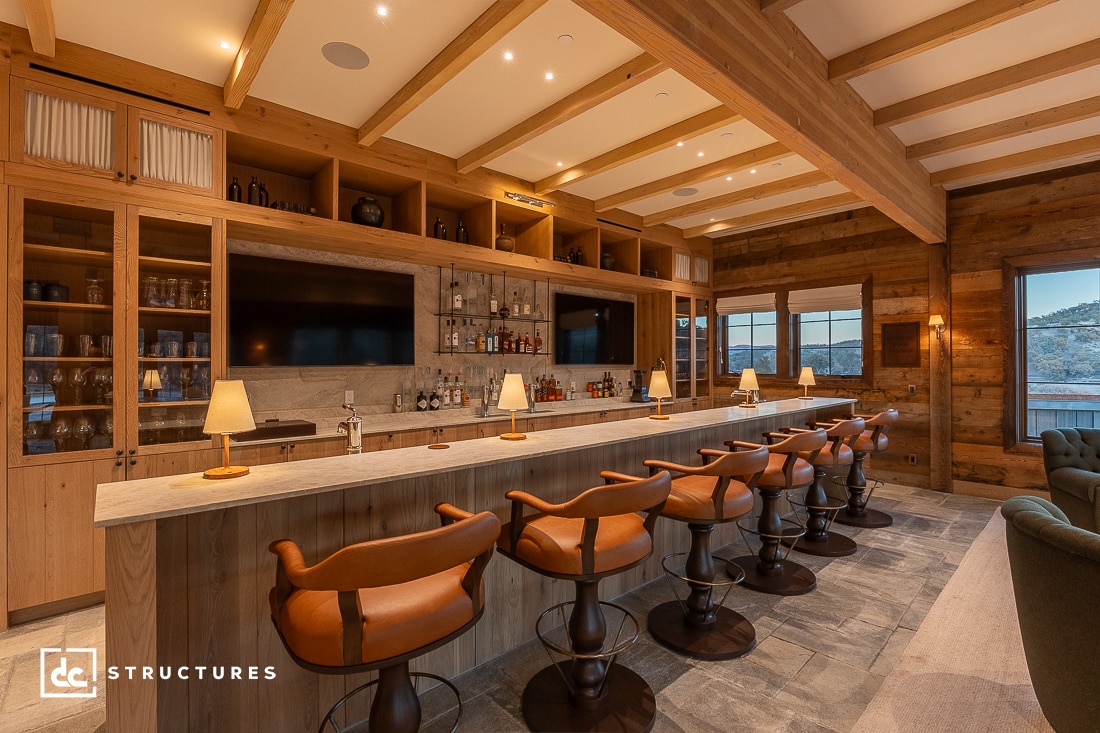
[48,366,66,404]
[93,368,111,404]
[50,417,72,452]
[180,366,193,401]
[74,415,95,450]
[69,367,87,405]
[25,367,43,406]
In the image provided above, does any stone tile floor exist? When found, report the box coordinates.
[0,484,1000,732]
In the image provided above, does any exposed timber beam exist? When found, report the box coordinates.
[223,0,295,109]
[875,36,1100,127]
[358,0,546,146]
[643,169,832,226]
[594,141,790,212]
[929,133,1100,186]
[830,0,1056,82]
[684,192,867,238]
[759,0,806,17]
[908,94,1100,160]
[534,106,739,194]
[19,0,55,57]
[456,52,664,174]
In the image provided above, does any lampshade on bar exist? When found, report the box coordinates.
[497,373,528,440]
[798,366,815,400]
[202,380,256,479]
[648,366,672,420]
[738,368,759,408]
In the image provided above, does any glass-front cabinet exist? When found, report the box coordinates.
[674,294,710,400]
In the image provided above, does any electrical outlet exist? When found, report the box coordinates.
[908,384,916,395]
[344,390,354,405]
[907,454,917,465]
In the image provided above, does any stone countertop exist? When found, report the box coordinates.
[95,397,856,527]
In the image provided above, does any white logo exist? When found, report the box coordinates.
[40,648,97,698]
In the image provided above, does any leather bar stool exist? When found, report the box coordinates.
[268,503,500,733]
[497,470,672,733]
[726,429,826,596]
[641,443,770,660]
[785,417,865,557]
[833,409,899,529]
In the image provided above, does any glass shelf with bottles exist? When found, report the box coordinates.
[436,267,550,355]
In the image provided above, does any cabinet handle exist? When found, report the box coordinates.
[129,458,137,466]
[128,448,136,455]
[289,443,295,450]
[115,460,123,467]
[116,171,124,179]
[116,449,124,456]
[129,174,137,182]
[280,444,287,451]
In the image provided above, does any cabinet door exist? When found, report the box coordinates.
[128,108,223,197]
[11,78,128,182]
[126,445,223,480]
[228,442,287,468]
[694,297,710,398]
[288,439,346,461]
[7,459,120,610]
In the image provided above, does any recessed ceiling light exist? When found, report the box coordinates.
[219,41,231,50]
[322,42,370,70]
[750,168,757,174]
[676,141,684,147]
[545,72,554,80]
[556,161,563,167]
[697,152,704,157]
[377,6,388,16]
[672,187,698,197]
[726,176,732,181]
[503,51,514,61]
[558,34,573,46]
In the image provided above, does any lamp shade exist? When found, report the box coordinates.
[648,369,672,400]
[497,373,528,411]
[203,380,256,435]
[739,368,759,392]
[798,366,816,387]
[928,314,945,328]
[142,369,162,391]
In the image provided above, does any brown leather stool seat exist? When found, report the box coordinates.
[641,445,769,660]
[727,429,826,596]
[498,470,671,733]
[832,409,899,529]
[269,503,500,733]
[786,417,865,557]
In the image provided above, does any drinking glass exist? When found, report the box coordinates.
[48,366,66,404]
[51,417,72,452]
[24,419,44,442]
[180,366,193,400]
[69,367,87,405]
[74,415,95,450]
[174,411,189,442]
[93,368,111,404]
[25,367,43,401]
[102,412,114,436]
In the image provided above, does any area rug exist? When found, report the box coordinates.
[850,510,1053,732]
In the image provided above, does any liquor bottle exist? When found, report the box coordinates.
[465,319,476,350]
[453,281,463,312]
[512,290,521,318]
[429,371,441,411]
[247,176,260,205]
[451,320,459,350]
[489,285,499,316]
[442,374,452,408]
[434,217,446,239]
[548,374,557,401]
[455,220,468,244]
[227,176,242,202]
[460,374,470,407]
[476,327,486,353]
[416,386,427,411]
[523,332,531,354]
[467,275,478,315]
[534,329,543,354]
[522,288,532,317]
[258,182,269,207]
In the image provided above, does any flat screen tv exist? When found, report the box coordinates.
[554,292,635,365]
[228,254,415,367]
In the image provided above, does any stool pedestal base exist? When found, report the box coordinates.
[833,507,892,529]
[783,531,857,557]
[728,555,816,596]
[647,600,756,660]
[522,661,656,732]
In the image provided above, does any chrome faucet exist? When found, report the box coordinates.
[730,389,762,407]
[337,403,363,453]
[481,385,491,417]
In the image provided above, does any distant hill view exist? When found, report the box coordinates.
[1027,300,1100,394]
[727,340,862,376]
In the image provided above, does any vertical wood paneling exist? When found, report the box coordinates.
[105,521,157,732]
[156,517,189,733]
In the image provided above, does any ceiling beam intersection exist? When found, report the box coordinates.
[19,0,55,57]
[223,0,295,110]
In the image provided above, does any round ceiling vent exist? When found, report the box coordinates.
[322,42,370,70]
[672,187,698,197]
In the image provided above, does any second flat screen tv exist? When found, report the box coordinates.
[228,254,415,367]
[554,292,635,365]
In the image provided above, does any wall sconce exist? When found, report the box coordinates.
[202,380,256,479]
[929,314,946,340]
[647,359,672,420]
[497,372,528,440]
[798,366,815,400]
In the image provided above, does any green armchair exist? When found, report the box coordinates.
[1040,428,1100,532]
[1001,496,1100,733]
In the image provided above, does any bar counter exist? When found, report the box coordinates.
[96,398,854,731]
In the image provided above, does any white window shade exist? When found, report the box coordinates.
[788,283,862,314]
[140,118,213,189]
[693,256,710,284]
[716,292,776,315]
[24,90,115,170]
[674,251,691,281]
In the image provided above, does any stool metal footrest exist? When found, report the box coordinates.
[831,476,891,528]
[320,672,461,733]
[784,494,857,557]
[731,517,816,595]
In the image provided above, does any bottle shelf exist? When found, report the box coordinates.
[137,306,211,316]
[138,254,212,272]
[24,243,113,265]
[24,300,112,312]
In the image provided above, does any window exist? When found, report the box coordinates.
[1018,266,1100,440]
[723,311,777,374]
[797,309,862,376]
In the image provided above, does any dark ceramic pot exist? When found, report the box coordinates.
[495,223,515,252]
[351,197,385,227]
[600,252,615,270]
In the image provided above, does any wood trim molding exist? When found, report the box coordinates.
[829,0,1056,82]
[595,141,790,212]
[17,0,54,57]
[684,191,866,238]
[456,52,665,174]
[357,0,546,146]
[534,105,739,194]
[576,0,946,243]
[875,36,1100,127]
[930,133,1100,186]
[643,169,832,226]
[909,94,1100,160]
[223,0,295,109]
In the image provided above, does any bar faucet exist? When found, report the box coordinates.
[528,381,537,413]
[730,389,763,407]
[337,403,362,453]
[481,384,491,418]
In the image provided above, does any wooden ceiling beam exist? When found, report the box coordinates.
[456,52,664,174]
[358,0,546,146]
[223,0,295,109]
[908,93,1100,160]
[642,169,832,226]
[575,0,945,243]
[758,0,806,17]
[875,36,1100,127]
[929,133,1100,186]
[684,192,866,238]
[534,105,739,195]
[19,0,55,57]
[594,141,790,212]
[830,0,1056,82]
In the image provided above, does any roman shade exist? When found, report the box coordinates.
[716,293,776,316]
[788,284,862,314]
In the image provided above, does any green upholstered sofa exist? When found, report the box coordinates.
[1040,427,1100,532]
[1002,496,1100,733]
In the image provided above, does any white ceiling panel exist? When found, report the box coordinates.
[670,180,851,232]
[921,116,1100,172]
[785,0,969,59]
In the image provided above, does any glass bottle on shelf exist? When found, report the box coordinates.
[466,274,478,315]
[489,283,499,317]
[452,281,463,312]
[522,288,532,317]
[511,291,521,318]
[247,176,260,205]
[227,176,242,202]
[194,280,211,311]
[534,329,543,354]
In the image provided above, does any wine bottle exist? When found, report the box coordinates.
[227,176,242,202]
[258,182,269,207]
[455,220,468,244]
[247,176,260,205]
[534,329,543,354]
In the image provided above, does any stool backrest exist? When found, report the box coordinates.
[822,417,865,462]
[545,470,672,521]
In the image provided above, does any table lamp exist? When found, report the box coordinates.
[648,359,672,420]
[798,366,815,400]
[142,368,162,401]
[202,379,256,479]
[738,368,759,408]
[497,372,529,440]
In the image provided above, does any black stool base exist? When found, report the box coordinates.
[522,661,655,732]
[728,555,816,596]
[783,531,857,557]
[833,507,893,529]
[647,600,756,660]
